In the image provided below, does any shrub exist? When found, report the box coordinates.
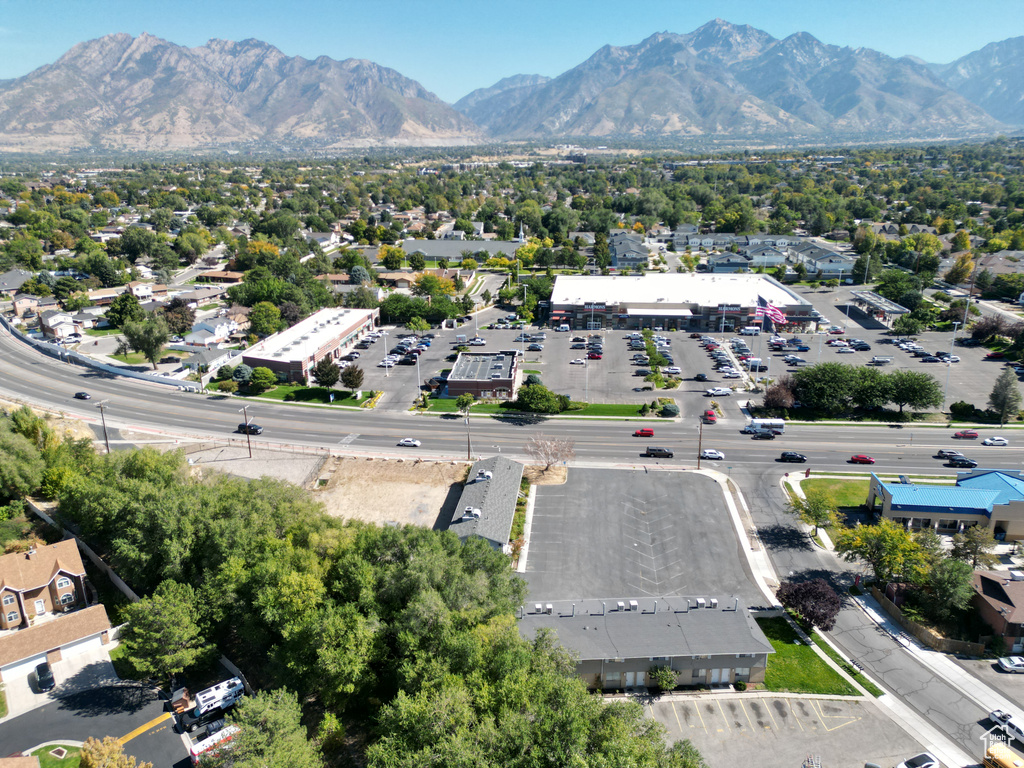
[215,365,235,381]
[525,374,542,386]
[660,403,680,418]
[648,665,677,690]
[734,680,747,691]
[217,380,238,393]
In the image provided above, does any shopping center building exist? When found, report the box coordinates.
[548,274,816,332]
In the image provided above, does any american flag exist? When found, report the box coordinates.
[755,295,787,325]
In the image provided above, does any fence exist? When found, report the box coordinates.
[870,586,985,656]
[0,313,201,393]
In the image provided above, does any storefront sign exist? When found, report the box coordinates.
[584,302,606,311]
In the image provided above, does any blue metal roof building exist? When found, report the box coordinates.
[867,470,1024,539]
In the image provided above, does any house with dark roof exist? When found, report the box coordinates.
[518,596,773,690]
[972,570,1024,652]
[867,470,1024,540]
[0,269,34,298]
[447,457,524,552]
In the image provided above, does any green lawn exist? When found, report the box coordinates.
[84,327,121,337]
[800,478,870,507]
[108,644,143,681]
[423,399,644,417]
[109,351,150,364]
[32,744,81,768]
[210,382,371,405]
[809,632,884,697]
[758,617,859,696]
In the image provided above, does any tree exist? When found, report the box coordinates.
[455,393,475,415]
[80,737,152,768]
[120,580,212,688]
[232,364,253,384]
[174,232,207,264]
[515,384,563,413]
[312,357,340,389]
[952,230,971,252]
[892,314,924,337]
[944,252,975,285]
[989,368,1022,425]
[379,245,405,271]
[874,270,920,303]
[340,365,364,393]
[406,316,430,332]
[121,315,170,370]
[950,525,999,569]
[0,424,44,504]
[834,519,924,583]
[926,558,975,622]
[788,487,837,536]
[524,433,576,469]
[348,265,372,285]
[203,689,322,768]
[249,301,282,336]
[159,297,196,337]
[407,252,426,271]
[105,292,144,328]
[776,578,842,631]
[852,366,892,411]
[648,665,677,690]
[792,363,860,416]
[886,369,942,414]
[248,366,277,394]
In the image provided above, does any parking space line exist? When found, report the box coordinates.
[693,701,708,734]
[672,701,684,733]
[119,711,172,744]
[741,699,757,731]
[787,699,805,731]
[810,699,861,732]
[716,699,729,732]
[764,698,779,730]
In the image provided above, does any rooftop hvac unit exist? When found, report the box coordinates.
[696,598,707,609]
[709,598,719,609]
[491,373,501,379]
[1012,571,1024,581]
[617,601,626,611]
[628,600,638,612]
[545,603,553,614]
[534,603,543,614]
[476,470,493,481]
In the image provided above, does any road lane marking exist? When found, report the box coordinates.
[119,711,173,744]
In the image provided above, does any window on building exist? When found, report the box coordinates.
[734,667,751,682]
[60,592,76,604]
[56,577,71,589]
[2,594,14,606]
[6,611,17,623]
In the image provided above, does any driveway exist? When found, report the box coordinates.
[2,646,118,721]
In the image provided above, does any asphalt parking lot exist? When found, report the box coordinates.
[647,694,928,768]
[524,468,762,605]
[956,656,1024,708]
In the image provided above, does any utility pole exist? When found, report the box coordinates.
[96,402,111,454]
[464,416,473,461]
[238,405,253,459]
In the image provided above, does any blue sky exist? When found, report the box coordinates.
[0,0,1021,103]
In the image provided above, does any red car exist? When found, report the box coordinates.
[849,455,875,464]
[587,352,602,360]
[829,328,845,335]
[986,352,1005,359]
[954,430,979,439]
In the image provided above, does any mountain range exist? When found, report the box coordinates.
[0,21,1021,153]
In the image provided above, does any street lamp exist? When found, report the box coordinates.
[238,405,253,459]
[464,416,473,461]
[96,401,111,454]
[696,416,704,469]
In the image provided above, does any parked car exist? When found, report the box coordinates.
[723,372,742,378]
[587,353,603,360]
[779,452,807,463]
[237,423,263,435]
[836,347,856,354]
[527,344,544,351]
[570,358,585,365]
[35,662,55,692]
[849,455,875,464]
[73,391,91,400]
[397,438,421,448]
[694,373,708,381]
[571,343,586,349]
[635,369,651,376]
[700,449,725,460]
[895,753,939,768]
[705,387,732,397]
[998,656,1024,673]
[663,366,682,375]
[954,430,979,439]
[986,351,1006,359]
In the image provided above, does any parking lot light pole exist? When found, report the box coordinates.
[696,417,704,469]
[238,405,253,459]
[464,416,473,461]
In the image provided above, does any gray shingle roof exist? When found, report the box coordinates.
[518,597,774,661]
[448,456,524,548]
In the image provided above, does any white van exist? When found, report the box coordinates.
[740,326,761,336]
[557,324,570,332]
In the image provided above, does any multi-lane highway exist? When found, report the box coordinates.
[4,329,1021,476]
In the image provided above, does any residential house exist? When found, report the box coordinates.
[307,231,340,250]
[39,310,80,339]
[972,570,1024,652]
[446,457,525,551]
[0,269,34,298]
[0,602,111,685]
[197,271,244,284]
[185,317,238,347]
[518,597,773,690]
[742,246,786,270]
[12,293,39,318]
[0,540,87,632]
[183,347,238,373]
[127,281,168,302]
[708,253,751,273]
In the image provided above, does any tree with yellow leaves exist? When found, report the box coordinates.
[80,736,152,768]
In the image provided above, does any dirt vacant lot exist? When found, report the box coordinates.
[312,456,471,528]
